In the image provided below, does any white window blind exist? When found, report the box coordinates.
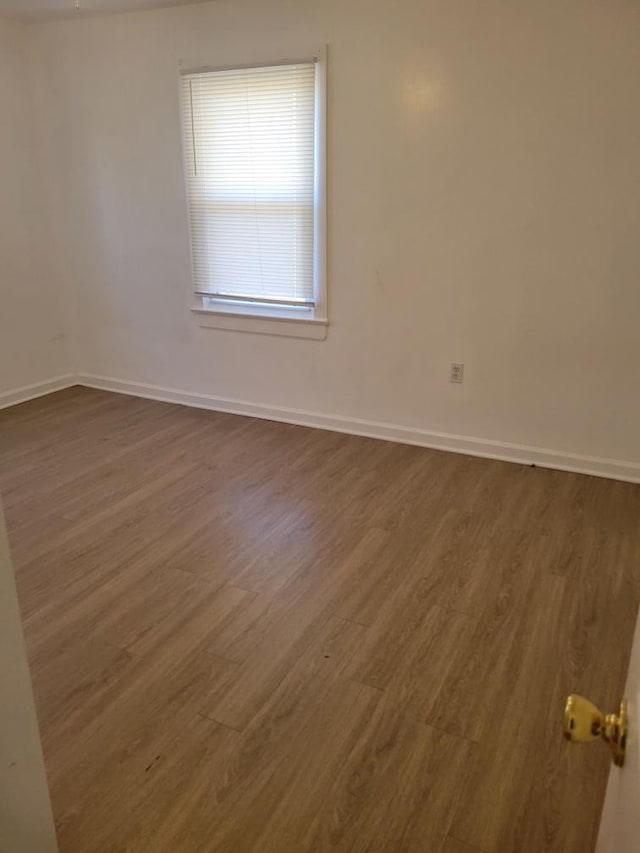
[181,62,317,308]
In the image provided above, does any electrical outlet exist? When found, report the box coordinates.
[450,362,464,384]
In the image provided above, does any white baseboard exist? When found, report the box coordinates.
[0,374,77,411]
[75,373,640,484]
[3,372,637,484]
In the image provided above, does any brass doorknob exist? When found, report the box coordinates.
[564,694,628,767]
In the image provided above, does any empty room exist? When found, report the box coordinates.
[1,0,639,851]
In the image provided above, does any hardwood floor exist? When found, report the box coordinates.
[1,386,639,852]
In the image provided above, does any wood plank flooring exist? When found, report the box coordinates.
[1,386,639,852]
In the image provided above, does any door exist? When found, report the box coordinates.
[596,607,640,852]
[0,505,58,852]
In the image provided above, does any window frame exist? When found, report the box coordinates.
[180,47,328,341]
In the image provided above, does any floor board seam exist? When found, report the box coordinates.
[196,711,243,733]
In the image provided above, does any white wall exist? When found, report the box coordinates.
[0,504,58,852]
[0,19,69,397]
[23,0,640,468]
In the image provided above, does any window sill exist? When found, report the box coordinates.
[191,302,328,340]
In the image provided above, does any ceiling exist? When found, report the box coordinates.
[0,0,213,21]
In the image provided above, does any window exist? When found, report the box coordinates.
[180,53,327,339]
